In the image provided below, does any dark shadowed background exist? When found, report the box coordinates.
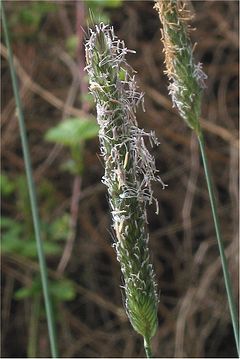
[1,0,239,357]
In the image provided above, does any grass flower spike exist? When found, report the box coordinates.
[85,23,165,357]
[154,0,207,133]
[155,1,239,354]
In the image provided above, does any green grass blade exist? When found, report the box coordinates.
[1,2,59,357]
[198,130,239,355]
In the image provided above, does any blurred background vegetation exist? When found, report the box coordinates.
[1,0,239,357]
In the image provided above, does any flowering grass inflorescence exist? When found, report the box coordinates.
[85,23,166,356]
[155,1,239,354]
[154,0,207,133]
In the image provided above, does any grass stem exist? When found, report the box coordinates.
[144,337,153,358]
[198,129,239,355]
[1,2,59,357]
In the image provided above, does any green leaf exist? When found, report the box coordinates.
[1,219,61,258]
[13,2,57,27]
[66,35,78,55]
[50,280,76,301]
[1,216,21,229]
[0,174,15,196]
[49,214,70,241]
[21,241,61,258]
[14,279,41,300]
[14,279,76,302]
[14,284,40,299]
[14,287,35,300]
[1,218,24,254]
[45,118,99,147]
[60,159,79,175]
[2,235,23,254]
[87,0,122,9]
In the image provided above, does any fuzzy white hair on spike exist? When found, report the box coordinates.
[85,22,164,348]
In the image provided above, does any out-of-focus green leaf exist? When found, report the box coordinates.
[60,159,79,175]
[1,217,61,258]
[14,280,41,300]
[2,237,61,258]
[2,235,24,254]
[1,217,20,229]
[66,35,78,55]
[15,287,34,300]
[22,241,61,258]
[1,218,24,254]
[0,174,15,196]
[87,0,122,9]
[11,2,57,27]
[15,278,76,302]
[45,118,99,147]
[50,280,76,301]
[49,214,71,241]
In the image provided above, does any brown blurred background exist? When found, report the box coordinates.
[1,1,239,357]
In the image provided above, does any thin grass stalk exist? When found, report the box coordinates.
[1,3,59,357]
[144,337,153,358]
[154,0,239,354]
[198,129,239,353]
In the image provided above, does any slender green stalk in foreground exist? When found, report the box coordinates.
[198,130,239,353]
[85,23,166,358]
[1,3,59,357]
[155,0,239,354]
